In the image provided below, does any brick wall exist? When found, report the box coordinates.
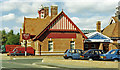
[32,32,84,55]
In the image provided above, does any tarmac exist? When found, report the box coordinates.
[1,53,120,70]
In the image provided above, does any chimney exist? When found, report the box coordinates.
[51,5,58,19]
[44,7,49,18]
[96,21,101,32]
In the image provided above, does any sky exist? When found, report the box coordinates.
[0,0,119,34]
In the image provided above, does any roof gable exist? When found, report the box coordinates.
[33,11,87,40]
[49,14,77,31]
[86,32,110,39]
[85,32,112,42]
[89,33,108,39]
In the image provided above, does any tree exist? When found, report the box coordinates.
[6,32,20,45]
[1,30,7,45]
[7,30,14,37]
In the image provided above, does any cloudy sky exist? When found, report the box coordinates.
[0,0,119,34]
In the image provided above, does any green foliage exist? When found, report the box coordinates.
[1,30,20,45]
[1,30,7,45]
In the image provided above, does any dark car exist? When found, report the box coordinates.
[63,49,84,59]
[100,49,120,62]
[80,49,104,60]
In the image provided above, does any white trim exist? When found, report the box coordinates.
[85,39,113,42]
[86,32,111,39]
[85,32,113,43]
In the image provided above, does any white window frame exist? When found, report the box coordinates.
[48,41,53,52]
[70,41,75,49]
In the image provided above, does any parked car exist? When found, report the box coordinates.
[100,49,120,62]
[7,47,35,56]
[63,49,84,59]
[80,49,104,60]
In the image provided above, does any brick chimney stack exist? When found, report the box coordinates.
[96,21,101,32]
[38,5,49,19]
[44,7,49,18]
[51,5,58,19]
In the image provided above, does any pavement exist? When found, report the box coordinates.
[0,53,120,70]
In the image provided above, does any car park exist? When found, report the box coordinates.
[80,49,104,60]
[63,49,84,59]
[100,49,120,62]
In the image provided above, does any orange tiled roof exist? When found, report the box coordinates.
[33,11,87,40]
[24,16,51,35]
[23,11,87,41]
[102,16,120,38]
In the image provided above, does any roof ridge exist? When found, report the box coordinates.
[32,10,87,41]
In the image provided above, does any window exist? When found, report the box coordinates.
[109,50,116,54]
[117,50,120,55]
[78,50,83,54]
[70,49,74,53]
[48,41,53,52]
[70,41,75,49]
[89,51,94,54]
[94,51,99,55]
[85,44,88,48]
[91,44,95,48]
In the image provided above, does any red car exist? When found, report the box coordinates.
[7,47,35,56]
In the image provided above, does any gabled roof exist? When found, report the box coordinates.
[102,16,120,39]
[85,32,113,42]
[33,11,87,40]
[86,32,110,39]
[23,16,51,35]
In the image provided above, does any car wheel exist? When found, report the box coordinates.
[114,59,118,62]
[89,58,93,61]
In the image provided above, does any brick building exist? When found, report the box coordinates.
[102,5,120,50]
[20,5,87,55]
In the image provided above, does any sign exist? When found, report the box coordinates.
[22,33,30,40]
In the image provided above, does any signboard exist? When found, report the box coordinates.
[22,33,30,40]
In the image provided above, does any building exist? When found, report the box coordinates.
[102,4,120,50]
[20,5,87,55]
[84,32,113,52]
[84,3,120,52]
[84,21,113,52]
